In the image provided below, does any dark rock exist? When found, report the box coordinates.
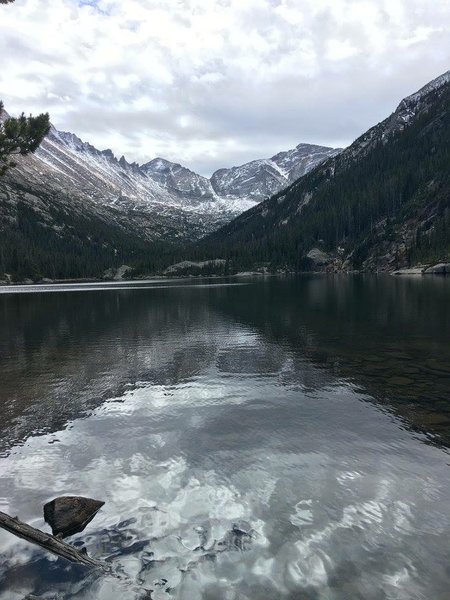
[216,520,255,552]
[43,496,104,538]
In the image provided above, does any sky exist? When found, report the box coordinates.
[1,0,450,176]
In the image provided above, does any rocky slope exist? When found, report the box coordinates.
[140,157,216,205]
[197,71,450,273]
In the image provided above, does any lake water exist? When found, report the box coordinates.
[1,275,450,599]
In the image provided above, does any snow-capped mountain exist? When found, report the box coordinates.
[140,158,216,204]
[211,144,340,201]
[41,130,338,212]
[1,112,338,242]
[200,70,450,273]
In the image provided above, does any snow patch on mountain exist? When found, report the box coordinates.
[339,70,450,169]
[402,70,450,107]
[210,143,339,202]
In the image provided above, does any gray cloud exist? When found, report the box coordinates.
[1,0,449,175]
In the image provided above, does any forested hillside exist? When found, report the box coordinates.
[193,72,450,273]
[0,181,176,281]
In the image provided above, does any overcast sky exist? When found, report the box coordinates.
[1,0,450,175]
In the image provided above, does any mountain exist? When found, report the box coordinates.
[0,108,337,279]
[3,124,252,240]
[2,118,337,239]
[140,157,216,204]
[211,144,340,201]
[196,71,450,273]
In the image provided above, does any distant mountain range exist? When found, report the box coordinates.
[0,115,338,240]
[196,70,450,274]
[0,111,337,279]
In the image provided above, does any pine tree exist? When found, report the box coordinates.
[0,101,50,175]
[0,1,15,4]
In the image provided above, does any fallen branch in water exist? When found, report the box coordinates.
[0,511,105,569]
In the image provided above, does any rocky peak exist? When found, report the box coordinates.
[101,148,115,160]
[211,143,340,201]
[141,157,215,203]
[141,157,174,173]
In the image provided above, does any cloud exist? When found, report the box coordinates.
[1,0,449,175]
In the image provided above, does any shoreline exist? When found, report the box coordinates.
[2,263,450,288]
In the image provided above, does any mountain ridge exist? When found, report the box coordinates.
[2,112,338,234]
[193,70,450,274]
[0,106,337,279]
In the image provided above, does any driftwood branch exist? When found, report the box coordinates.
[0,510,105,569]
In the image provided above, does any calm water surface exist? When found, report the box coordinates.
[1,275,450,599]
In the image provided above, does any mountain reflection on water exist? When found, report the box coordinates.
[0,275,450,599]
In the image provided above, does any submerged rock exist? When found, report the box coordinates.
[216,520,255,552]
[43,496,105,538]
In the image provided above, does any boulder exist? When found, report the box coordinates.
[43,496,104,538]
[424,263,450,275]
[306,248,331,266]
[113,264,132,280]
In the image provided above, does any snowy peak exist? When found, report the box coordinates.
[140,143,340,205]
[14,122,176,214]
[141,157,174,172]
[2,100,340,211]
[211,143,339,201]
[56,130,103,155]
[271,143,341,183]
[1,103,341,240]
[141,157,215,204]
[211,159,286,201]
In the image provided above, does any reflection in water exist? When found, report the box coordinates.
[0,276,450,599]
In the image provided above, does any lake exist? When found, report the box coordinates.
[1,275,450,599]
